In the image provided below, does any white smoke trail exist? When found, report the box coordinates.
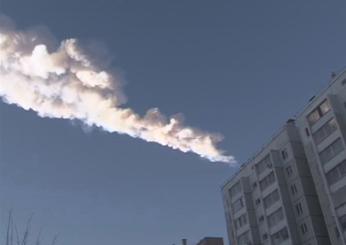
[0,15,235,164]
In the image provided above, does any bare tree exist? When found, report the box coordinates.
[5,212,58,245]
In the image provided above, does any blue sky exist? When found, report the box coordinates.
[0,1,346,245]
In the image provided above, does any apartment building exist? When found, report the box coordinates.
[195,237,224,245]
[222,121,330,245]
[296,71,346,245]
[222,70,346,245]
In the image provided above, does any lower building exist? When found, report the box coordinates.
[195,237,224,245]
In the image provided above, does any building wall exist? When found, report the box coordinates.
[296,71,346,245]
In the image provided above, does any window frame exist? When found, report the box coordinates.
[307,99,331,126]
[313,118,338,145]
[300,223,308,234]
[231,197,244,213]
[267,207,284,228]
[260,171,276,191]
[237,231,250,245]
[229,181,241,199]
[234,214,248,230]
[296,202,303,216]
[263,189,280,209]
[319,138,345,165]
[326,159,346,186]
[271,227,289,245]
[290,184,298,195]
[256,154,272,175]
[286,166,293,177]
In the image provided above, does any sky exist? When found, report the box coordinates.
[0,0,346,245]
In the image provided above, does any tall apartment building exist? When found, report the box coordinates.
[296,71,346,245]
[222,121,329,245]
[222,70,346,245]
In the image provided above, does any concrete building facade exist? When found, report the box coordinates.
[296,71,346,245]
[222,70,346,245]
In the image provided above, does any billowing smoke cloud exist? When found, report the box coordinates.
[0,15,235,164]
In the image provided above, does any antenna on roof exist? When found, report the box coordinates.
[309,96,315,102]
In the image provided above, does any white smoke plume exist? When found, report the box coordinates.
[0,15,235,164]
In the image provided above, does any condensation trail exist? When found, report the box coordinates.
[0,15,235,164]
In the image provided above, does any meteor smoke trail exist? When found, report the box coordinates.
[0,16,235,163]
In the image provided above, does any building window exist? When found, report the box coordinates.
[326,159,346,186]
[263,233,268,240]
[281,149,288,160]
[264,189,280,209]
[229,181,241,199]
[313,118,338,145]
[234,214,247,230]
[335,227,340,238]
[237,231,250,245]
[232,197,244,213]
[320,100,331,115]
[301,223,308,234]
[286,166,293,177]
[271,227,289,245]
[319,138,344,164]
[268,208,284,228]
[305,128,310,137]
[256,154,272,175]
[339,215,346,232]
[290,184,298,195]
[308,110,320,126]
[255,198,261,205]
[259,215,264,222]
[307,99,331,126]
[260,171,276,191]
[296,202,303,216]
